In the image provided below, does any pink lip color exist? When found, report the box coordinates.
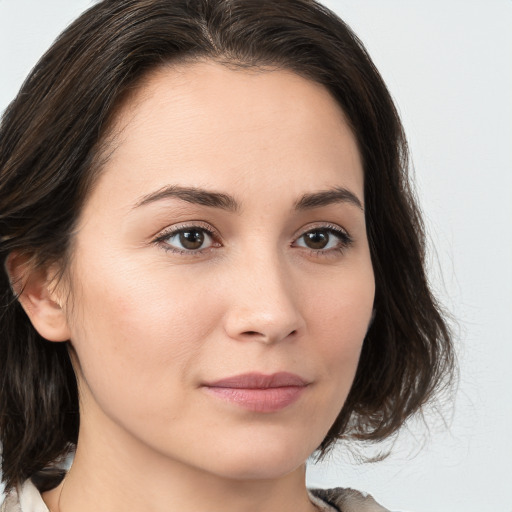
[202,372,308,413]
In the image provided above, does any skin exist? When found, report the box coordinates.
[17,61,375,512]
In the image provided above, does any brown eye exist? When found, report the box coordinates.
[303,230,330,250]
[161,227,215,252]
[179,229,205,250]
[294,226,352,253]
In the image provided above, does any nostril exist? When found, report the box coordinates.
[242,330,297,337]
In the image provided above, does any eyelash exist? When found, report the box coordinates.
[153,222,353,257]
[153,221,220,256]
[293,224,354,258]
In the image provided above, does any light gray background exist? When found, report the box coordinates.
[1,1,511,511]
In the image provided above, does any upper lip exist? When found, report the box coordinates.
[203,372,309,389]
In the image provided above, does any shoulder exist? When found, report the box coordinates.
[1,480,49,512]
[309,487,392,512]
[0,492,20,512]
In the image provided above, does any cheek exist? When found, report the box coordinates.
[306,261,375,389]
[283,263,374,447]
[310,262,374,342]
[65,256,221,411]
[71,252,217,343]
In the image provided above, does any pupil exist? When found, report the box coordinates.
[305,230,328,249]
[180,230,204,250]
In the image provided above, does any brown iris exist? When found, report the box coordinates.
[303,230,330,250]
[179,229,205,250]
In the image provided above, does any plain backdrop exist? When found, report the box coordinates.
[1,1,511,511]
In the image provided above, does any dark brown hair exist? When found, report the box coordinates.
[0,0,454,492]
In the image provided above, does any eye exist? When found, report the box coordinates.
[293,226,352,254]
[155,224,218,254]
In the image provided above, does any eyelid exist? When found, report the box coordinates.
[152,221,222,253]
[293,222,351,241]
[292,222,354,254]
[151,220,353,257]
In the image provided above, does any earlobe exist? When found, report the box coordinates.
[6,252,71,342]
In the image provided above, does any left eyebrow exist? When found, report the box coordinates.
[294,186,364,212]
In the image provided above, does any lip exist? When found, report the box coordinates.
[201,372,309,413]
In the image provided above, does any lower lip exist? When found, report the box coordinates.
[203,386,306,412]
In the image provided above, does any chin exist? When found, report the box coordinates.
[199,436,313,481]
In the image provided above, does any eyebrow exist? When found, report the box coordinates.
[294,186,364,212]
[133,184,363,212]
[133,185,240,212]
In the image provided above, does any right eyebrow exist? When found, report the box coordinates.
[132,185,240,213]
[294,186,364,212]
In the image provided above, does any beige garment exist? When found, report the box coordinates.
[310,488,391,512]
[1,480,49,512]
[1,479,391,512]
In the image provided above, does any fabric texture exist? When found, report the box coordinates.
[310,488,391,512]
[1,479,390,512]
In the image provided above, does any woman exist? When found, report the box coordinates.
[0,1,454,511]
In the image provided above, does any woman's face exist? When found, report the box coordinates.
[62,61,375,479]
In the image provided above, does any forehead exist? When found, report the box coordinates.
[87,60,364,210]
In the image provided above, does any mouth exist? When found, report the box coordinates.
[201,372,309,413]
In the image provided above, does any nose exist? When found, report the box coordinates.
[222,253,305,345]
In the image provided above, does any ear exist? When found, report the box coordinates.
[6,252,71,342]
